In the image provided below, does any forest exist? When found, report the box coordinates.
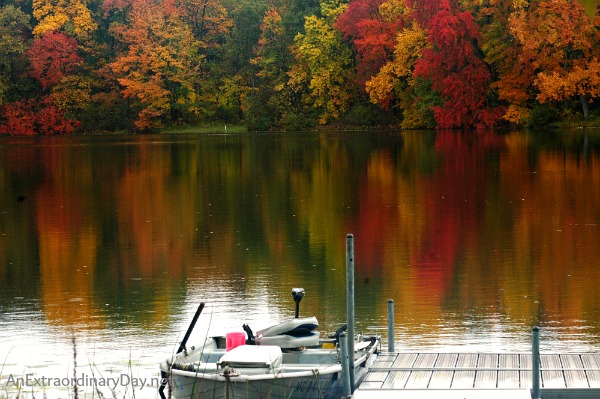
[0,0,599,134]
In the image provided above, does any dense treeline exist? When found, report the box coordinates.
[0,0,598,134]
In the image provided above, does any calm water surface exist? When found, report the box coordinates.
[1,130,600,398]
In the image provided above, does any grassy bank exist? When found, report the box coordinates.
[161,123,248,134]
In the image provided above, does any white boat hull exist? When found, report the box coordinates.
[168,369,347,399]
[161,337,379,399]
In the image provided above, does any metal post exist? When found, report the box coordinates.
[339,332,352,398]
[387,299,395,352]
[346,234,355,390]
[532,326,541,399]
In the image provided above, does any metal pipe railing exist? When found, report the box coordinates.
[532,326,541,399]
[346,234,356,391]
[387,299,395,352]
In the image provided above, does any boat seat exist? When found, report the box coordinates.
[257,316,318,337]
[258,331,320,348]
[255,317,320,348]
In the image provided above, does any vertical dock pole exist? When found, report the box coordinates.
[339,332,352,398]
[346,234,356,390]
[532,326,541,399]
[387,299,395,352]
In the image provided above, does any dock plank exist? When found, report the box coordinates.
[520,354,532,388]
[357,351,600,396]
[405,370,433,388]
[520,370,533,388]
[561,354,589,389]
[362,370,389,388]
[456,353,479,368]
[374,353,397,368]
[474,354,498,388]
[414,353,438,367]
[540,354,565,388]
[451,353,478,389]
[429,353,458,389]
[381,370,410,389]
[520,353,532,369]
[357,381,385,389]
[497,354,520,388]
[352,389,532,399]
[391,353,418,368]
[404,354,437,389]
[499,354,520,368]
[580,354,600,369]
[581,354,600,388]
[474,370,497,388]
[435,353,459,367]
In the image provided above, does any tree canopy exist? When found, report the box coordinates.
[0,0,599,134]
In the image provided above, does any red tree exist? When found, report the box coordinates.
[0,100,37,135]
[0,97,79,135]
[413,0,500,129]
[26,31,82,89]
[335,0,405,85]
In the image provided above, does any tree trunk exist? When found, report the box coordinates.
[580,94,589,119]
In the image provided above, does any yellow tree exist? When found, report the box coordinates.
[364,0,429,127]
[291,0,355,124]
[33,0,96,38]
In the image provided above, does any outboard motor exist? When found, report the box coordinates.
[243,324,256,345]
[291,288,305,318]
[329,323,347,346]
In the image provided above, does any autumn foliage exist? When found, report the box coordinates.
[0,0,599,134]
[27,31,82,90]
[335,0,405,85]
[413,0,496,128]
[0,97,79,135]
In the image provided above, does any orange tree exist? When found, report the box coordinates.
[510,0,600,119]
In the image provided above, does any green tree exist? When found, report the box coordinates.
[292,0,356,124]
[173,0,234,124]
[0,5,30,106]
[245,6,298,129]
[578,0,599,18]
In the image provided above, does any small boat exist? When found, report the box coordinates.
[159,288,380,399]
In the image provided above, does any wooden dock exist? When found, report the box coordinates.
[353,352,600,398]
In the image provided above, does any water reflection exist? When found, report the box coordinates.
[1,130,600,397]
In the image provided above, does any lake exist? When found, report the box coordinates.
[1,129,600,398]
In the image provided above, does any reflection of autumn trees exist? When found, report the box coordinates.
[4,132,600,338]
[356,131,600,338]
[116,145,192,279]
[413,132,502,298]
[355,149,399,271]
[34,144,101,329]
[499,132,600,331]
[366,131,505,330]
